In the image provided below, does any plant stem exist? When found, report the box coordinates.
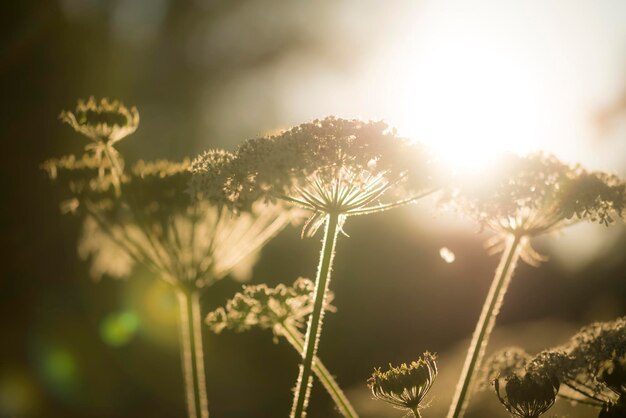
[177,288,210,418]
[281,323,358,418]
[412,407,422,418]
[291,212,341,418]
[447,234,523,418]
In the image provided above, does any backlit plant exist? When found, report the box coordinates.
[444,153,626,418]
[206,278,358,418]
[43,99,294,418]
[367,352,438,418]
[484,317,626,417]
[190,117,438,418]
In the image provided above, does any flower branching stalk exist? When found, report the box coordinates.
[43,99,294,418]
[367,352,438,418]
[206,278,358,418]
[191,117,437,418]
[60,97,139,196]
[483,317,626,416]
[444,153,626,418]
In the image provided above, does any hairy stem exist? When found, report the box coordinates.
[291,212,341,418]
[447,234,523,418]
[281,323,358,418]
[177,289,210,418]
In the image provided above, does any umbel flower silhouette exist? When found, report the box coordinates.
[494,372,560,418]
[190,116,438,418]
[483,317,626,417]
[59,97,139,196]
[367,352,438,418]
[206,279,358,418]
[43,99,294,418]
[444,153,626,418]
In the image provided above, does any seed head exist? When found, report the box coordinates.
[191,117,435,219]
[205,278,333,336]
[367,352,437,416]
[447,153,626,235]
[495,372,560,418]
[60,97,139,144]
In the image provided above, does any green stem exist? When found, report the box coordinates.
[281,323,358,418]
[291,213,341,418]
[177,289,210,418]
[447,234,523,418]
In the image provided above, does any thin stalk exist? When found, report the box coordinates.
[281,323,358,418]
[291,212,341,418]
[447,234,523,418]
[176,289,210,418]
[412,407,422,418]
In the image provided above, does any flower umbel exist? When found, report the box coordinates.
[447,152,626,265]
[205,280,358,418]
[368,352,438,418]
[60,97,139,144]
[205,278,333,336]
[494,372,560,418]
[59,97,140,195]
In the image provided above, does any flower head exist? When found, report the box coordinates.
[446,153,626,264]
[59,97,140,195]
[190,117,435,233]
[60,97,139,144]
[495,372,560,418]
[484,317,626,408]
[43,149,293,288]
[205,278,334,336]
[367,352,437,416]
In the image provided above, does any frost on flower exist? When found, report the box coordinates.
[190,117,436,235]
[445,153,626,265]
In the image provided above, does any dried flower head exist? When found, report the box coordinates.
[484,317,626,409]
[446,153,626,264]
[59,97,140,195]
[367,352,438,417]
[494,372,560,418]
[43,151,293,288]
[60,97,139,145]
[190,117,435,234]
[205,278,334,336]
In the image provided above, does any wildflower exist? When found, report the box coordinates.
[446,154,625,418]
[192,117,438,418]
[205,279,358,418]
[367,352,438,418]
[60,97,139,144]
[447,153,626,265]
[494,372,560,418]
[45,101,295,418]
[59,97,139,195]
[483,317,626,411]
[205,278,330,335]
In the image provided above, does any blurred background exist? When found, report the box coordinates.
[1,0,626,417]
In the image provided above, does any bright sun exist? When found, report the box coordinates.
[365,3,581,173]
